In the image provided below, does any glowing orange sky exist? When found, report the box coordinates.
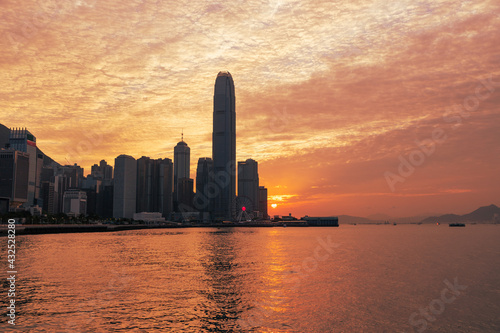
[1,0,499,218]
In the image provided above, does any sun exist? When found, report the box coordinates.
[271,203,277,209]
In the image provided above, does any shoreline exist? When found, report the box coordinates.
[0,222,332,236]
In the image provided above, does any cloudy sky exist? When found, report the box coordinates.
[1,0,499,218]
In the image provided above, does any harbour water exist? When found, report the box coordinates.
[1,225,499,332]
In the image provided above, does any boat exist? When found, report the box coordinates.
[449,223,466,227]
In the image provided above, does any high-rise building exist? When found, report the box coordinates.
[136,157,173,217]
[113,155,137,219]
[238,159,259,213]
[156,158,173,217]
[174,136,190,210]
[0,150,29,210]
[136,156,153,213]
[88,159,113,218]
[40,180,56,214]
[212,71,236,220]
[9,128,38,207]
[80,175,102,216]
[259,186,268,220]
[61,164,84,189]
[195,157,214,213]
[53,174,69,214]
[91,159,113,183]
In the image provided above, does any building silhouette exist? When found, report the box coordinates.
[212,71,236,220]
[9,128,39,207]
[40,169,70,215]
[136,156,152,214]
[174,136,190,211]
[195,157,214,214]
[0,150,29,210]
[80,175,101,216]
[136,156,173,217]
[238,159,259,213]
[259,186,268,220]
[113,155,137,219]
[0,123,10,149]
[60,164,84,189]
[86,159,113,218]
[91,159,113,182]
[177,177,194,211]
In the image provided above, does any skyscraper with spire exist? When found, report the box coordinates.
[174,132,191,211]
[212,71,236,220]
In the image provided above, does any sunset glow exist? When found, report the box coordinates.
[1,0,499,218]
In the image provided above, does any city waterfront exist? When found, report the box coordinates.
[1,225,499,332]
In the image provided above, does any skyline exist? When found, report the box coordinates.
[1,1,500,218]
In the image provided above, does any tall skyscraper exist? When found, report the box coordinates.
[238,159,259,213]
[174,135,190,210]
[195,157,214,213]
[113,155,137,219]
[212,71,236,220]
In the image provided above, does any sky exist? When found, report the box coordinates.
[1,0,499,218]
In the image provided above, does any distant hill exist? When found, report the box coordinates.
[339,214,434,224]
[337,206,499,225]
[420,204,500,224]
[0,123,60,167]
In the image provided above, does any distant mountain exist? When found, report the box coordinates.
[462,204,500,222]
[338,206,500,225]
[392,215,434,224]
[420,204,500,224]
[339,214,433,224]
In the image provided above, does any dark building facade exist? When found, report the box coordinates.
[212,71,236,220]
[238,159,259,213]
[173,139,190,211]
[177,177,194,211]
[91,159,113,182]
[195,157,214,214]
[136,157,173,218]
[0,150,29,209]
[259,186,268,220]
